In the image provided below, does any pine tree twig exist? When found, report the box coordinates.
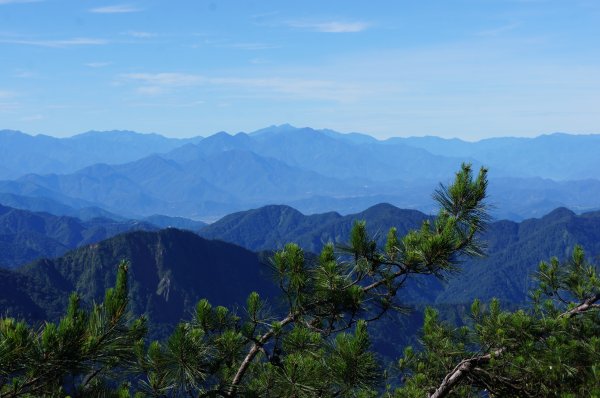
[558,293,600,318]
[430,291,600,398]
[226,313,295,396]
[429,348,505,398]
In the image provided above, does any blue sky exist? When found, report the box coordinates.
[0,0,599,140]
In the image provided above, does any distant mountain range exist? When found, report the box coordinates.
[1,125,600,221]
[5,202,600,315]
[199,203,428,253]
[0,129,203,180]
[200,203,600,305]
[0,203,206,268]
[3,202,600,354]
[0,204,157,268]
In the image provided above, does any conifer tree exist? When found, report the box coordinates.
[395,246,600,397]
[0,260,146,397]
[129,163,490,396]
[2,163,599,396]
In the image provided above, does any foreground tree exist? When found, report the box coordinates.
[1,163,490,396]
[396,245,600,398]
[1,163,599,396]
[132,163,490,396]
[0,261,146,397]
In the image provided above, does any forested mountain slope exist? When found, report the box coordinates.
[2,229,278,337]
[0,204,157,268]
[202,204,600,304]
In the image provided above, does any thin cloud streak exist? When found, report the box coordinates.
[0,90,16,98]
[85,62,112,68]
[287,20,370,33]
[123,31,157,38]
[121,72,366,102]
[89,4,141,14]
[20,114,44,121]
[123,73,204,87]
[224,42,279,50]
[0,0,42,4]
[0,37,108,47]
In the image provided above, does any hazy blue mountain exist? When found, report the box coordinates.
[0,204,157,268]
[488,176,600,219]
[200,205,344,252]
[0,129,203,179]
[143,214,207,230]
[0,148,360,219]
[182,124,470,182]
[200,203,429,253]
[3,204,600,358]
[437,207,600,304]
[3,125,600,221]
[0,192,124,221]
[7,200,593,326]
[5,229,277,334]
[390,132,600,180]
[200,203,600,305]
[251,124,378,144]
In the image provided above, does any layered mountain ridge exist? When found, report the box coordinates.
[1,125,600,221]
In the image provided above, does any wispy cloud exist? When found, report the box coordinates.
[123,31,156,38]
[224,42,279,50]
[0,91,19,112]
[0,0,42,4]
[120,72,364,102]
[211,76,362,101]
[20,114,44,121]
[126,100,205,108]
[0,103,19,112]
[287,20,370,33]
[85,62,111,68]
[0,90,16,98]
[124,73,204,86]
[122,73,204,95]
[89,4,140,14]
[0,37,107,47]
[193,37,278,51]
[13,70,38,78]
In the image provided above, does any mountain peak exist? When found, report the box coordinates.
[542,207,576,221]
[249,124,300,136]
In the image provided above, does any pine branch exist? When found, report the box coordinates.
[429,348,504,398]
[225,313,295,396]
[428,291,600,398]
[558,293,600,318]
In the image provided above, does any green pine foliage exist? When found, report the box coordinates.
[395,246,600,397]
[0,260,146,397]
[2,163,599,397]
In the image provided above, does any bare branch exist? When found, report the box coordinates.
[430,291,600,398]
[226,313,295,396]
[429,348,504,398]
[559,293,600,319]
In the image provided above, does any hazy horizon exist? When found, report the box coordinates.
[1,1,599,140]
[3,123,599,143]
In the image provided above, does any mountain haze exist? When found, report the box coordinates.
[201,203,600,305]
[1,125,600,221]
[0,129,203,180]
[0,204,157,268]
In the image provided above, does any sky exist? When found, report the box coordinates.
[0,0,599,140]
